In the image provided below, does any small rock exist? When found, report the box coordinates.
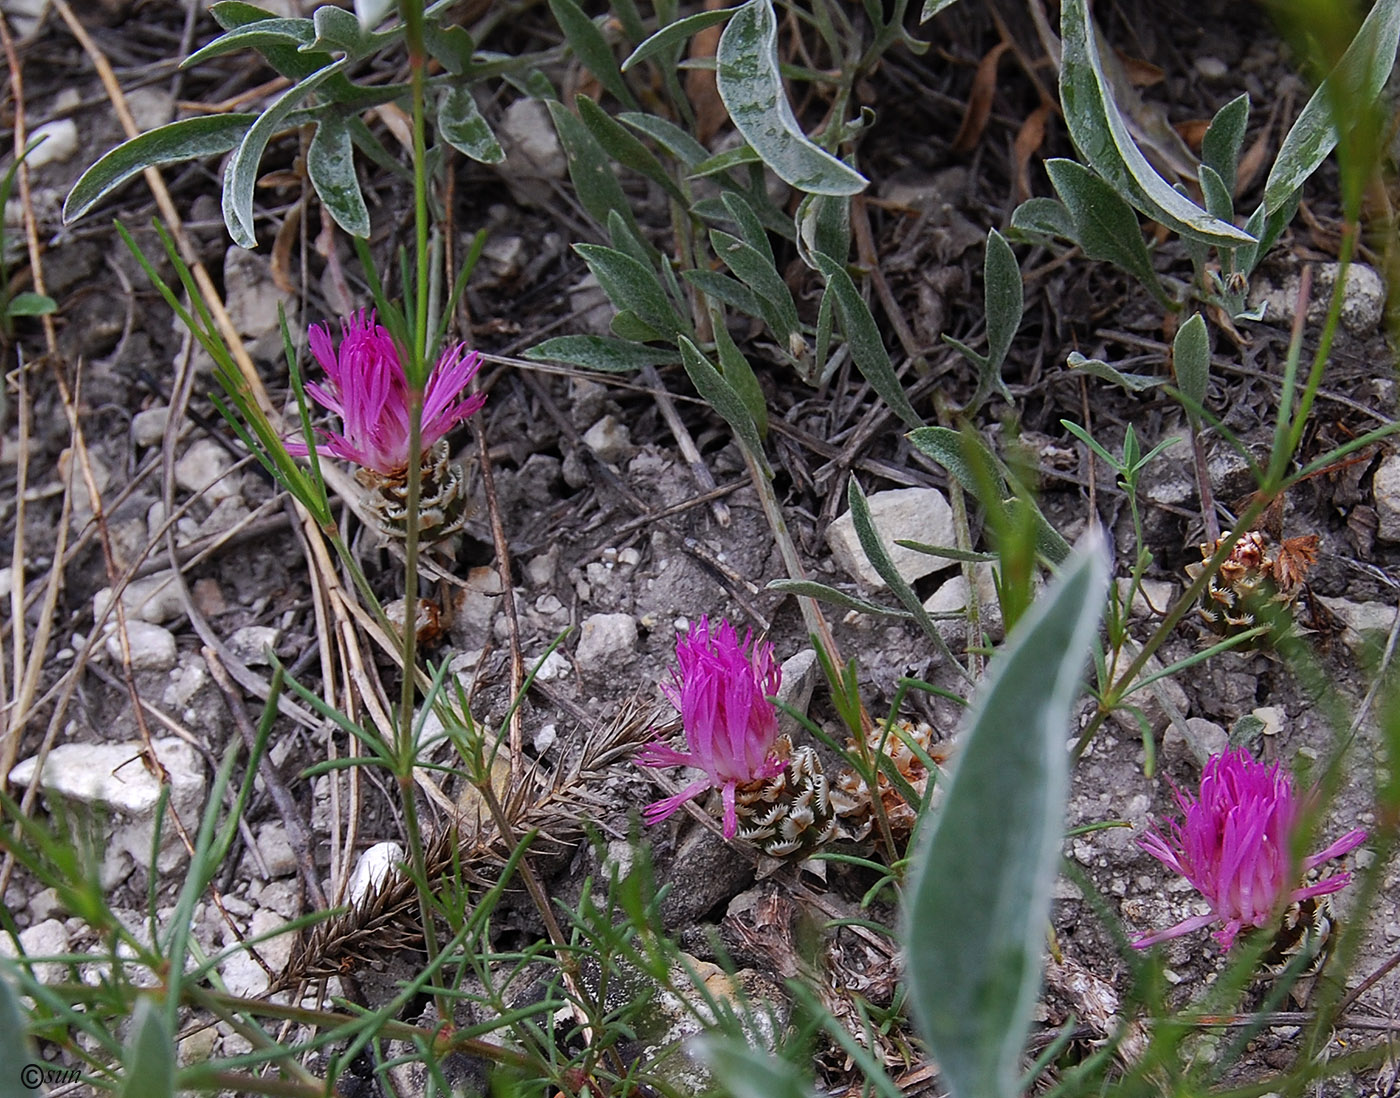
[256,880,299,918]
[132,406,171,448]
[104,621,177,671]
[126,87,176,132]
[482,234,525,280]
[525,547,558,586]
[1253,706,1284,737]
[531,650,571,681]
[498,98,566,206]
[450,566,503,647]
[26,118,79,169]
[774,649,818,736]
[94,570,184,625]
[175,439,239,504]
[583,415,633,463]
[192,577,227,617]
[576,612,637,676]
[1162,718,1229,767]
[1317,595,1397,656]
[5,0,49,39]
[1247,262,1386,336]
[1,920,70,985]
[1194,56,1229,80]
[228,625,279,666]
[178,1026,219,1067]
[533,723,557,754]
[923,564,1005,639]
[826,487,956,589]
[1372,453,1400,542]
[8,738,205,887]
[223,246,297,354]
[1116,577,1175,618]
[28,887,65,923]
[347,842,404,907]
[567,273,613,337]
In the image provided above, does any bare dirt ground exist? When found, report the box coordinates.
[3,0,1400,1093]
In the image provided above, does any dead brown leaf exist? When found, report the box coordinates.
[1013,102,1051,203]
[952,39,1011,154]
[687,0,730,145]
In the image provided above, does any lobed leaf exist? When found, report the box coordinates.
[903,532,1108,1098]
[1059,0,1254,247]
[64,115,255,223]
[716,0,867,196]
[1264,0,1400,214]
[306,113,369,237]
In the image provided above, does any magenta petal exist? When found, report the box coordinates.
[1131,912,1219,949]
[641,779,711,826]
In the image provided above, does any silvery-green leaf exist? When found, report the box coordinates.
[312,4,369,54]
[6,292,57,316]
[720,191,774,263]
[904,533,1108,1098]
[424,23,474,75]
[1237,190,1300,276]
[548,0,638,110]
[524,335,678,371]
[619,112,710,167]
[711,229,799,345]
[118,998,175,1098]
[679,337,770,475]
[766,578,910,618]
[439,85,504,163]
[984,228,1023,374]
[1202,92,1249,198]
[185,15,330,80]
[848,477,942,643]
[546,100,642,239]
[1009,196,1074,244]
[65,115,254,223]
[353,0,392,31]
[621,7,737,72]
[1059,0,1254,247]
[714,316,769,436]
[696,1037,816,1098]
[682,268,764,319]
[1198,163,1232,222]
[716,0,867,196]
[1066,351,1164,392]
[306,114,369,237]
[796,191,851,268]
[691,143,762,179]
[0,968,33,1068]
[577,95,683,201]
[1173,312,1210,412]
[1265,0,1400,215]
[223,60,347,247]
[1045,159,1170,307]
[812,251,923,429]
[921,0,965,18]
[576,242,686,336]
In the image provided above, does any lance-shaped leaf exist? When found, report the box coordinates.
[575,243,686,340]
[117,997,175,1098]
[546,99,644,241]
[622,7,736,72]
[1173,312,1210,414]
[306,113,369,237]
[903,532,1108,1098]
[1202,93,1249,199]
[716,0,867,196]
[548,0,638,110]
[1059,0,1254,248]
[439,85,504,163]
[1265,0,1400,215]
[65,115,254,222]
[524,335,679,372]
[679,336,769,476]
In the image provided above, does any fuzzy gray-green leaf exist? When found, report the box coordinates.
[1067,351,1164,392]
[524,335,678,372]
[1201,92,1248,198]
[716,0,867,196]
[711,229,799,345]
[1059,0,1254,247]
[679,336,770,475]
[1173,312,1210,413]
[983,228,1022,373]
[812,252,923,429]
[904,533,1108,1098]
[577,95,682,201]
[1008,196,1074,244]
[439,85,504,163]
[548,0,638,109]
[65,115,254,223]
[575,244,686,337]
[1265,0,1400,215]
[118,998,175,1098]
[621,7,737,72]
[546,99,643,240]
[306,114,369,237]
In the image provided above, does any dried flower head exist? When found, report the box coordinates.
[288,310,485,476]
[1134,748,1366,950]
[1190,529,1317,637]
[637,617,786,839]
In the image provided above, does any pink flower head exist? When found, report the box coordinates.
[287,310,486,476]
[637,616,786,839]
[1133,747,1367,950]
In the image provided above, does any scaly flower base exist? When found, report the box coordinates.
[734,736,837,857]
[357,439,473,544]
[1188,530,1317,640]
[831,719,940,842]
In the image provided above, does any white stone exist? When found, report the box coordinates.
[347,842,404,907]
[175,438,239,503]
[104,620,177,671]
[1116,577,1175,618]
[533,723,558,753]
[1163,717,1229,766]
[583,415,633,463]
[252,822,297,878]
[223,245,297,346]
[0,919,70,985]
[228,625,279,666]
[923,563,1005,638]
[1317,595,1398,656]
[1253,706,1284,737]
[531,649,571,681]
[126,87,176,133]
[26,119,79,169]
[8,738,206,887]
[575,612,637,675]
[525,548,558,586]
[94,570,184,625]
[826,487,955,588]
[132,406,171,448]
[775,649,818,734]
[1247,262,1386,335]
[1373,453,1400,542]
[4,0,49,39]
[499,99,566,206]
[0,567,11,600]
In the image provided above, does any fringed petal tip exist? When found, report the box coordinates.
[1131,912,1220,950]
[1306,828,1368,869]
[636,741,692,769]
[640,779,711,827]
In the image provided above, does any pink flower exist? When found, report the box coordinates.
[288,310,486,476]
[1133,748,1367,950]
[637,617,786,839]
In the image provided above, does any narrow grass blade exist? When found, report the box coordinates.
[1059,0,1253,247]
[1264,0,1400,215]
[64,115,254,222]
[903,532,1109,1098]
[716,0,867,196]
